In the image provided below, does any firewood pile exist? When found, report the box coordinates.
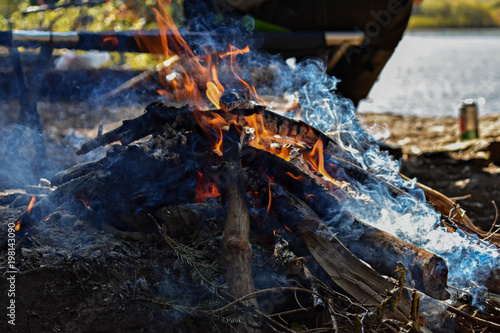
[2,97,500,332]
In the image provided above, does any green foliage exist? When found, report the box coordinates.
[0,0,185,31]
[1,1,185,68]
[410,0,500,28]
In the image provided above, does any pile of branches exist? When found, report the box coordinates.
[15,101,500,332]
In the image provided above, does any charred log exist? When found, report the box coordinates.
[16,128,200,236]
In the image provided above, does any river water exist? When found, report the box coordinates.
[357,29,500,117]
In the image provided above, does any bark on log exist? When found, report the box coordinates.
[269,184,412,323]
[217,125,260,331]
[243,147,450,300]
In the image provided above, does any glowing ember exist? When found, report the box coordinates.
[196,170,220,203]
[27,195,36,214]
[14,221,20,231]
[267,180,272,213]
[286,172,306,181]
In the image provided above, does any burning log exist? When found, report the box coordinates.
[268,183,413,323]
[243,147,450,300]
[76,102,194,155]
[76,101,403,198]
[15,170,108,235]
[216,125,260,331]
[19,101,498,299]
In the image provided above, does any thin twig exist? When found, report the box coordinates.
[486,200,499,236]
[269,307,314,318]
[484,226,500,242]
[449,194,472,201]
[327,302,339,333]
[213,287,324,315]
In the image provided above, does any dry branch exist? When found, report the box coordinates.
[76,102,194,155]
[413,178,500,245]
[217,125,260,331]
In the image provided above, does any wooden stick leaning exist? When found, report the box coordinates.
[216,125,260,332]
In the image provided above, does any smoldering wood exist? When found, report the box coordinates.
[8,101,500,330]
[268,183,412,323]
[51,161,102,186]
[72,102,487,299]
[23,101,495,298]
[243,147,450,300]
[16,170,107,235]
[154,203,225,244]
[17,130,202,235]
[76,101,213,156]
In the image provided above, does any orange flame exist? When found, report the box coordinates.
[134,1,260,109]
[133,0,345,198]
[193,111,229,155]
[286,172,305,181]
[102,36,119,49]
[14,195,36,231]
[301,138,342,188]
[196,170,220,203]
[206,66,224,109]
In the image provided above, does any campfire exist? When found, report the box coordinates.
[2,2,500,332]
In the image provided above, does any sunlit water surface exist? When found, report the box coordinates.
[358,29,500,117]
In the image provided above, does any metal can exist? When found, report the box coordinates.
[459,99,479,140]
